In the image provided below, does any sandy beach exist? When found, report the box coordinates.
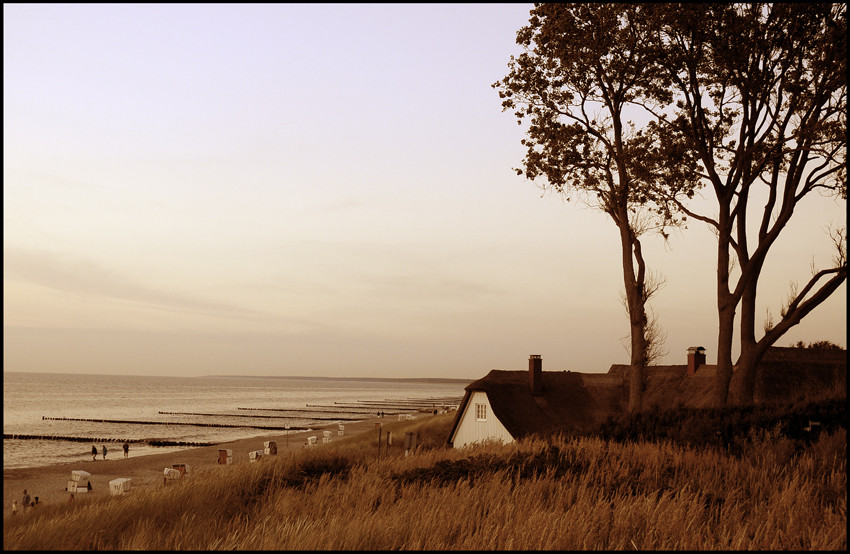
[4,415,389,517]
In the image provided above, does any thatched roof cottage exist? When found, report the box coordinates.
[447,347,846,449]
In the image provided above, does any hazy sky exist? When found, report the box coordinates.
[4,4,846,379]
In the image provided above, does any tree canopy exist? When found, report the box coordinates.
[494,4,702,412]
[657,3,846,404]
[497,3,846,407]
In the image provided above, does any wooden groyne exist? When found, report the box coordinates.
[3,434,218,447]
[376,396,462,404]
[327,403,435,411]
[40,416,306,431]
[158,411,363,421]
[240,397,462,414]
[238,406,381,415]
[306,404,407,414]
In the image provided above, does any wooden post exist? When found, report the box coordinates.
[375,422,382,459]
[405,432,417,457]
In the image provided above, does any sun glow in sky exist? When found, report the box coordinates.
[4,4,846,379]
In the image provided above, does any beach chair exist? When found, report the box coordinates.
[109,478,132,496]
[249,450,263,462]
[306,436,317,447]
[218,449,233,465]
[71,470,90,483]
[163,468,181,485]
[68,470,91,493]
[322,430,332,443]
[338,424,345,436]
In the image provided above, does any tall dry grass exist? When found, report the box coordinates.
[4,412,846,550]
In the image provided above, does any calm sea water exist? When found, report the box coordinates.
[3,372,467,470]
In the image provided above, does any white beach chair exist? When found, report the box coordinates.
[68,470,91,493]
[109,478,132,496]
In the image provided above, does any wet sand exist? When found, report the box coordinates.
[4,415,391,517]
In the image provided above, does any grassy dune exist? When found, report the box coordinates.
[3,409,846,550]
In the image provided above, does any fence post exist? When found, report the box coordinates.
[405,432,417,457]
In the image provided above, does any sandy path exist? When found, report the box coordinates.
[4,415,390,517]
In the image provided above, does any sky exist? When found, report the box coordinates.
[4,4,846,380]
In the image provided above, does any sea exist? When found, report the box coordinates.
[3,372,469,470]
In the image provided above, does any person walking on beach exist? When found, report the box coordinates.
[22,490,30,512]
[91,444,98,461]
[102,444,108,460]
[123,442,129,458]
[12,500,18,516]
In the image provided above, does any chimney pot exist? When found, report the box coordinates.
[529,355,542,395]
[687,346,706,376]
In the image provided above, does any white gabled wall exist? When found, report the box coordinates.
[451,391,514,448]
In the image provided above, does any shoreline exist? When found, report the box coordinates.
[4,415,392,517]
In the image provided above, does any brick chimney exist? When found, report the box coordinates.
[687,346,706,376]
[529,355,542,395]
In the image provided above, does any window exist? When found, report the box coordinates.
[475,403,487,421]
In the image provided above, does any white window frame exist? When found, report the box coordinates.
[475,403,487,421]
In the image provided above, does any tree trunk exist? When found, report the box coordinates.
[730,269,762,406]
[715,302,736,407]
[628,314,647,413]
[617,213,648,414]
[728,348,760,406]
[713,204,736,407]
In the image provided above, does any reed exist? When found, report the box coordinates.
[4,412,845,550]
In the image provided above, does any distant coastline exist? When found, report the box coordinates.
[206,374,474,384]
[3,371,473,384]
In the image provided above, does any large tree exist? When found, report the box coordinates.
[657,3,847,405]
[494,4,700,413]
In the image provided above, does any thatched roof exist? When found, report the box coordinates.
[620,364,720,410]
[609,346,846,407]
[448,347,846,444]
[750,346,846,403]
[451,370,626,441]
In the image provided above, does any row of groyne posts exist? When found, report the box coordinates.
[4,395,464,450]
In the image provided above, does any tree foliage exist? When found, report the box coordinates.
[791,340,845,351]
[497,3,846,407]
[497,4,701,225]
[657,3,847,405]
[494,4,702,413]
